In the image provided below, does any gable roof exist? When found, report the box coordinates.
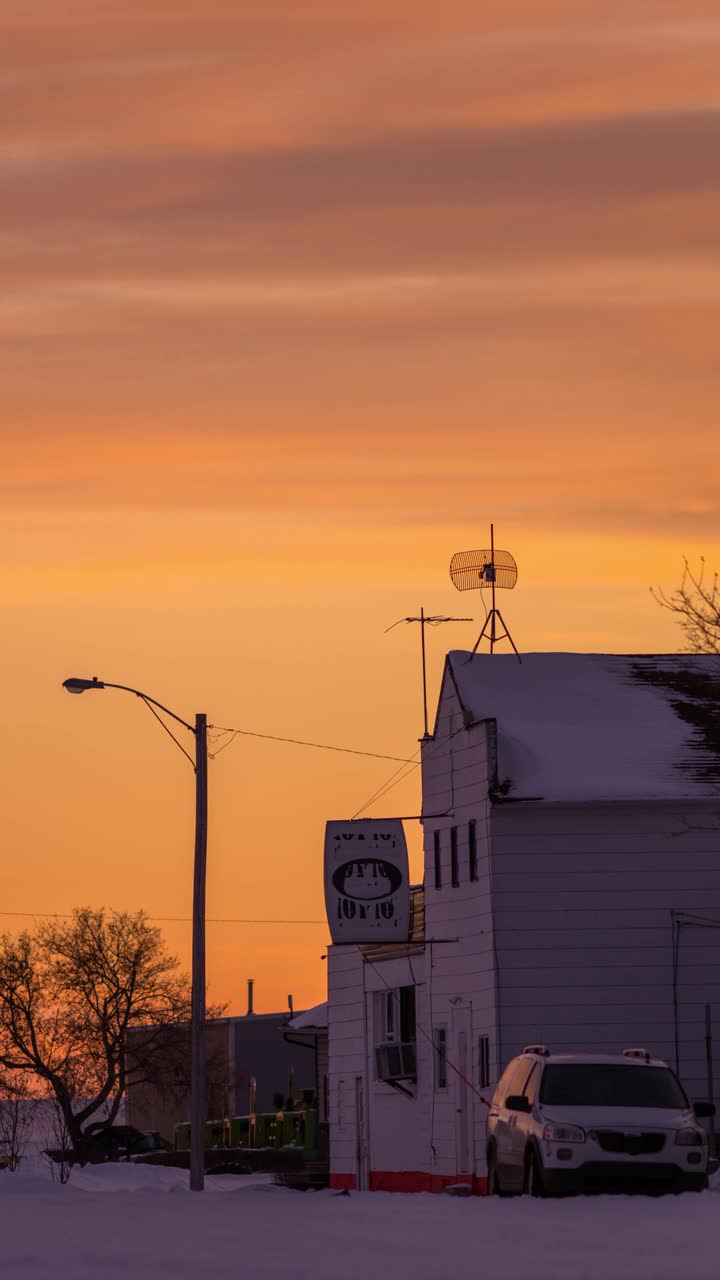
[444,651,720,803]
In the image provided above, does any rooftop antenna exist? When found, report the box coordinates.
[450,524,521,662]
[386,607,472,737]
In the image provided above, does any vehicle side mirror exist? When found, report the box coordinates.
[693,1101,716,1119]
[505,1095,531,1113]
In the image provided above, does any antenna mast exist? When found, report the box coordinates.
[386,608,472,737]
[450,524,521,662]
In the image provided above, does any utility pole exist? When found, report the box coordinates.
[62,677,210,1193]
[190,713,208,1192]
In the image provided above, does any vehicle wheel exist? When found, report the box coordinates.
[524,1149,545,1197]
[486,1147,506,1197]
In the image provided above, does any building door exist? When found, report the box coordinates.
[355,1076,368,1190]
[452,1006,474,1179]
[675,921,720,1114]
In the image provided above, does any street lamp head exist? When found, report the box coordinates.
[62,677,105,694]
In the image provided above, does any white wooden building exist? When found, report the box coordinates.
[327,651,720,1193]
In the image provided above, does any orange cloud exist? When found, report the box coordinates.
[3,0,720,1011]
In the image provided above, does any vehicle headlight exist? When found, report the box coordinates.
[543,1122,585,1143]
[675,1128,706,1146]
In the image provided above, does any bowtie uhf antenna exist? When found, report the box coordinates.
[450,524,521,662]
[386,607,472,737]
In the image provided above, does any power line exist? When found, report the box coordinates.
[351,755,422,819]
[153,915,326,926]
[351,721,468,819]
[4,724,415,926]
[0,910,326,926]
[206,727,409,762]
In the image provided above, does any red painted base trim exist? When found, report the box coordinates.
[330,1173,357,1191]
[369,1171,488,1196]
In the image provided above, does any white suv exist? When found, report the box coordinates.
[486,1046,714,1196]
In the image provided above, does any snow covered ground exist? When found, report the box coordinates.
[2,1159,719,1280]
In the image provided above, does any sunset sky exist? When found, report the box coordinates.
[3,0,719,1013]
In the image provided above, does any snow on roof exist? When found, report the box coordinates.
[446,651,720,802]
[286,1001,328,1031]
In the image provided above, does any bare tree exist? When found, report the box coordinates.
[0,908,199,1158]
[0,1075,33,1171]
[41,1098,73,1184]
[651,558,720,654]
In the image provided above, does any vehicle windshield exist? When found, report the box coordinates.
[539,1064,689,1109]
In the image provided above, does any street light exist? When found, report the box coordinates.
[64,677,105,694]
[62,676,208,1192]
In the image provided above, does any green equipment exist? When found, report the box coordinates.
[176,1091,320,1158]
[174,1121,191,1152]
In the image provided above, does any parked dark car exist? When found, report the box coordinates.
[46,1125,168,1165]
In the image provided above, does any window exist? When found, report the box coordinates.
[523,1063,540,1105]
[337,1078,344,1130]
[490,1061,516,1107]
[433,830,442,889]
[382,990,395,1041]
[375,986,417,1082]
[503,1059,532,1102]
[468,820,478,881]
[450,827,459,887]
[539,1064,689,1110]
[478,1035,490,1090]
[435,1027,448,1090]
[399,986,416,1043]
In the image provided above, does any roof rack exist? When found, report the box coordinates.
[523,1044,550,1057]
[623,1048,651,1062]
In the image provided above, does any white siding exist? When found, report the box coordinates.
[421,676,499,1179]
[327,945,365,1183]
[317,1034,329,1125]
[491,802,720,1106]
[328,943,432,1184]
[363,955,431,1176]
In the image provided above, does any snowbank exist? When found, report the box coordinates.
[1,1160,719,1280]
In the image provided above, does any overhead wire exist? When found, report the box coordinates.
[9,714,418,929]
[208,732,239,759]
[46,666,456,927]
[207,724,412,764]
[351,756,422,819]
[0,910,326,926]
[351,718,467,819]
[18,660,473,942]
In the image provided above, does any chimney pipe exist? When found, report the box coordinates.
[287,994,294,1019]
[246,978,255,1016]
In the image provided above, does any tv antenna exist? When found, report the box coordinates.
[386,607,472,738]
[450,524,521,662]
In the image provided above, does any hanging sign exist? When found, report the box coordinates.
[324,818,410,943]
